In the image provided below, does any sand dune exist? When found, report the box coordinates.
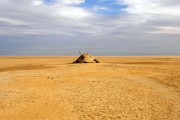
[0,56,180,120]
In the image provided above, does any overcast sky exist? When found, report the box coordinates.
[0,0,180,55]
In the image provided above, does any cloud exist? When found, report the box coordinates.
[91,5,108,12]
[149,26,180,35]
[118,0,180,15]
[117,0,180,35]
[61,0,85,5]
[41,0,85,5]
[0,17,26,25]
[31,0,91,20]
[0,0,8,4]
[0,0,180,55]
[31,0,43,5]
[55,5,92,20]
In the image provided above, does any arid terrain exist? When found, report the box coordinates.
[0,56,180,120]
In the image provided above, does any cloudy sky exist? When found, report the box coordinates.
[0,0,180,55]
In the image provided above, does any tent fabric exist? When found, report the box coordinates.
[73,53,100,63]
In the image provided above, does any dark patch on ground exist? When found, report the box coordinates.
[122,62,164,65]
[0,64,54,72]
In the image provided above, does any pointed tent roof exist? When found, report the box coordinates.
[73,52,100,63]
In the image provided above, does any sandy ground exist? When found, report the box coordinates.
[0,56,180,120]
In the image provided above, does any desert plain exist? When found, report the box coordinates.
[0,56,180,120]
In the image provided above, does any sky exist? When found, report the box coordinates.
[0,0,180,55]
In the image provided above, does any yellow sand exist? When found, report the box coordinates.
[0,56,180,120]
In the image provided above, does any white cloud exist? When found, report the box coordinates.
[0,0,8,4]
[0,0,180,55]
[31,0,85,6]
[0,17,26,25]
[31,0,42,6]
[30,0,89,20]
[54,5,91,20]
[118,0,180,16]
[117,0,180,34]
[61,0,85,5]
[92,5,108,12]
[149,26,180,35]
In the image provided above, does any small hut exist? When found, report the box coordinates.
[73,52,100,63]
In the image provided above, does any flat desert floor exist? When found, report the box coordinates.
[0,56,180,120]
